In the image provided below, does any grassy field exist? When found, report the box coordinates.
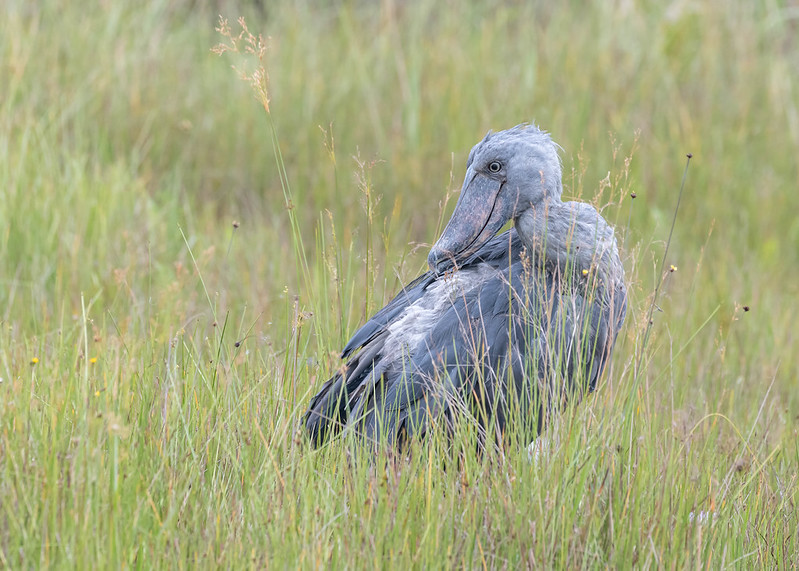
[2,0,798,567]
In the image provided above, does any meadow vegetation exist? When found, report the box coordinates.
[1,0,798,567]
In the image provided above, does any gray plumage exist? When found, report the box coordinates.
[304,125,627,448]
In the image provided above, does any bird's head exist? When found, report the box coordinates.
[428,124,562,274]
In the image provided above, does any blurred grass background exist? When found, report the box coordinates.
[1,0,797,567]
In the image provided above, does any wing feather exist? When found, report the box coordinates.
[304,228,627,447]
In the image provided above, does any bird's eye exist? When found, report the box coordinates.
[488,161,502,173]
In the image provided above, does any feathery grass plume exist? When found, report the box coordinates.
[212,16,270,114]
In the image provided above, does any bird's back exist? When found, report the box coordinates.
[304,228,627,448]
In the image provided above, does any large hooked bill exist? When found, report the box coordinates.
[427,170,512,275]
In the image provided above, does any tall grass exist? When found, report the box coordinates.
[1,0,797,567]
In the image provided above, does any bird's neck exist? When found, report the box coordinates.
[515,198,623,285]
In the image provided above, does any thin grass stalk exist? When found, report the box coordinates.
[634,154,692,385]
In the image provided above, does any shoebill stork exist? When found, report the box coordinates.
[304,124,627,448]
